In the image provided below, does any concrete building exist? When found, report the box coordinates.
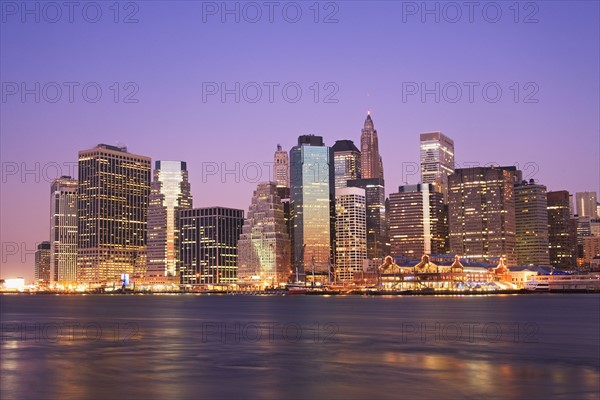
[335,186,367,281]
[514,179,550,266]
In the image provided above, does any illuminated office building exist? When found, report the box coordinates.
[332,140,361,189]
[420,132,455,201]
[389,184,446,259]
[237,182,291,285]
[50,176,78,283]
[77,144,151,284]
[335,187,367,281]
[290,135,334,279]
[179,207,244,285]
[448,167,518,265]
[514,180,550,266]
[147,161,192,278]
[547,191,578,269]
[35,241,51,285]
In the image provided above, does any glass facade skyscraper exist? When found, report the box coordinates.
[290,135,334,279]
[515,180,550,266]
[238,182,291,286]
[50,176,78,283]
[420,132,455,201]
[332,139,361,189]
[147,161,192,278]
[77,144,151,285]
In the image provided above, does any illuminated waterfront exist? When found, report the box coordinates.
[1,294,599,399]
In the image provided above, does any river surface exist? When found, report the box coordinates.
[1,294,599,399]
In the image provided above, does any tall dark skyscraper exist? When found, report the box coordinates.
[547,191,578,269]
[77,144,151,285]
[347,178,389,262]
[147,161,192,278]
[49,176,78,283]
[179,207,244,285]
[448,167,518,265]
[290,135,334,279]
[360,112,384,180]
[331,139,361,189]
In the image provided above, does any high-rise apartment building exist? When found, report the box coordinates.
[360,112,384,180]
[274,144,289,188]
[179,207,244,285]
[237,182,291,286]
[331,140,361,189]
[35,241,51,284]
[335,187,367,281]
[389,184,447,259]
[547,190,577,269]
[448,167,517,265]
[514,180,550,266]
[420,132,455,201]
[290,135,334,279]
[50,176,78,283]
[77,144,151,284]
[146,161,192,278]
[575,192,598,218]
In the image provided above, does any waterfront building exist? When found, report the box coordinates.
[35,241,51,285]
[420,132,455,201]
[547,191,578,269]
[147,161,192,278]
[179,207,244,285]
[77,144,151,284]
[331,140,361,189]
[514,179,550,266]
[237,182,291,286]
[49,176,78,283]
[335,186,367,281]
[448,167,518,265]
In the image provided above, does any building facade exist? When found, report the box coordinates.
[147,161,192,278]
[331,139,361,189]
[389,184,447,259]
[575,192,598,218]
[420,132,455,201]
[77,144,151,284]
[50,176,78,283]
[547,191,578,269]
[360,112,384,180]
[335,187,367,281]
[179,207,244,285]
[237,182,291,286]
[274,144,289,188]
[35,241,51,285]
[448,167,517,265]
[514,180,550,266]
[290,135,334,279]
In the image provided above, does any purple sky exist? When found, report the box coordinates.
[1,1,599,281]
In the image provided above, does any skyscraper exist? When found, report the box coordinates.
[388,184,447,258]
[448,167,517,265]
[237,182,291,286]
[420,132,455,201]
[179,207,244,285]
[147,161,192,278]
[331,139,361,189]
[290,135,334,279]
[360,112,384,180]
[35,241,51,285]
[77,144,151,284]
[347,178,389,262]
[274,144,289,188]
[575,192,598,218]
[514,180,550,266]
[335,186,367,281]
[547,191,578,269]
[50,176,78,283]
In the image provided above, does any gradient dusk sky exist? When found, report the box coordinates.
[1,1,599,281]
